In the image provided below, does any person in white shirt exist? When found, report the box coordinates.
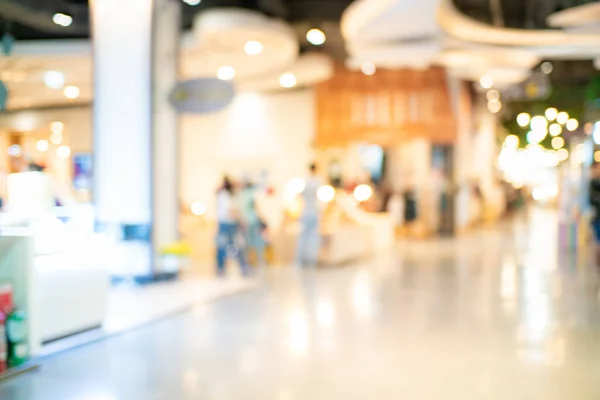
[295,163,322,266]
[215,176,248,276]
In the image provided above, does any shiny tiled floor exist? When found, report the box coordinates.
[2,208,600,399]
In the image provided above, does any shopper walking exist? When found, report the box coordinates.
[239,180,266,268]
[295,163,322,267]
[215,176,248,276]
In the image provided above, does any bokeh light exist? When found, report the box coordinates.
[317,185,335,203]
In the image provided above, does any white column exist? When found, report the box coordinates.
[91,0,180,278]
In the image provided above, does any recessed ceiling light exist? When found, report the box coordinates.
[279,72,297,88]
[183,0,201,5]
[361,62,376,76]
[52,13,73,27]
[44,70,65,89]
[244,40,263,56]
[306,28,326,46]
[64,85,80,99]
[217,66,235,81]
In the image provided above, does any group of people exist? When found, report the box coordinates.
[215,176,266,276]
[215,162,323,276]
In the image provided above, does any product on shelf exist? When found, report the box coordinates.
[7,310,28,368]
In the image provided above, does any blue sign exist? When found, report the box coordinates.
[169,78,235,114]
[0,81,7,111]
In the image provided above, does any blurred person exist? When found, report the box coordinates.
[295,162,322,267]
[215,176,248,276]
[589,163,600,267]
[239,179,266,268]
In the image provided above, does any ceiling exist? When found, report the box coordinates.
[2,0,600,111]
[1,0,353,58]
[453,0,599,29]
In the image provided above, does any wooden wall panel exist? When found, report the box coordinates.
[315,65,457,148]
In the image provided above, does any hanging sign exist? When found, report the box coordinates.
[169,78,234,114]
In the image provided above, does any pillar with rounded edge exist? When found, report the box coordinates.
[90,0,180,281]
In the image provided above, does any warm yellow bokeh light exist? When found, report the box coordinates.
[551,136,565,149]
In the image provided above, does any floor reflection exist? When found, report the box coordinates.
[2,207,600,398]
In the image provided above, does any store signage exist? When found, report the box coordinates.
[169,78,235,114]
[0,81,7,111]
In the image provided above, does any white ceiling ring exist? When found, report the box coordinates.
[187,8,299,81]
[341,0,439,45]
[547,3,600,29]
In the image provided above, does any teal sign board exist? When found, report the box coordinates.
[0,81,7,111]
[169,78,234,114]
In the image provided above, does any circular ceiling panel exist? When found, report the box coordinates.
[185,8,298,80]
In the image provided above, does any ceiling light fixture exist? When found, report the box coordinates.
[44,70,65,89]
[279,72,297,88]
[64,85,80,99]
[244,40,263,56]
[183,0,201,4]
[52,13,73,27]
[306,28,326,46]
[217,66,235,81]
[361,62,376,76]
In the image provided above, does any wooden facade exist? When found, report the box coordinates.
[315,65,457,147]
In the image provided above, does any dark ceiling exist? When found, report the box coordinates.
[0,0,353,59]
[453,0,599,29]
[2,0,600,74]
[0,0,353,39]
